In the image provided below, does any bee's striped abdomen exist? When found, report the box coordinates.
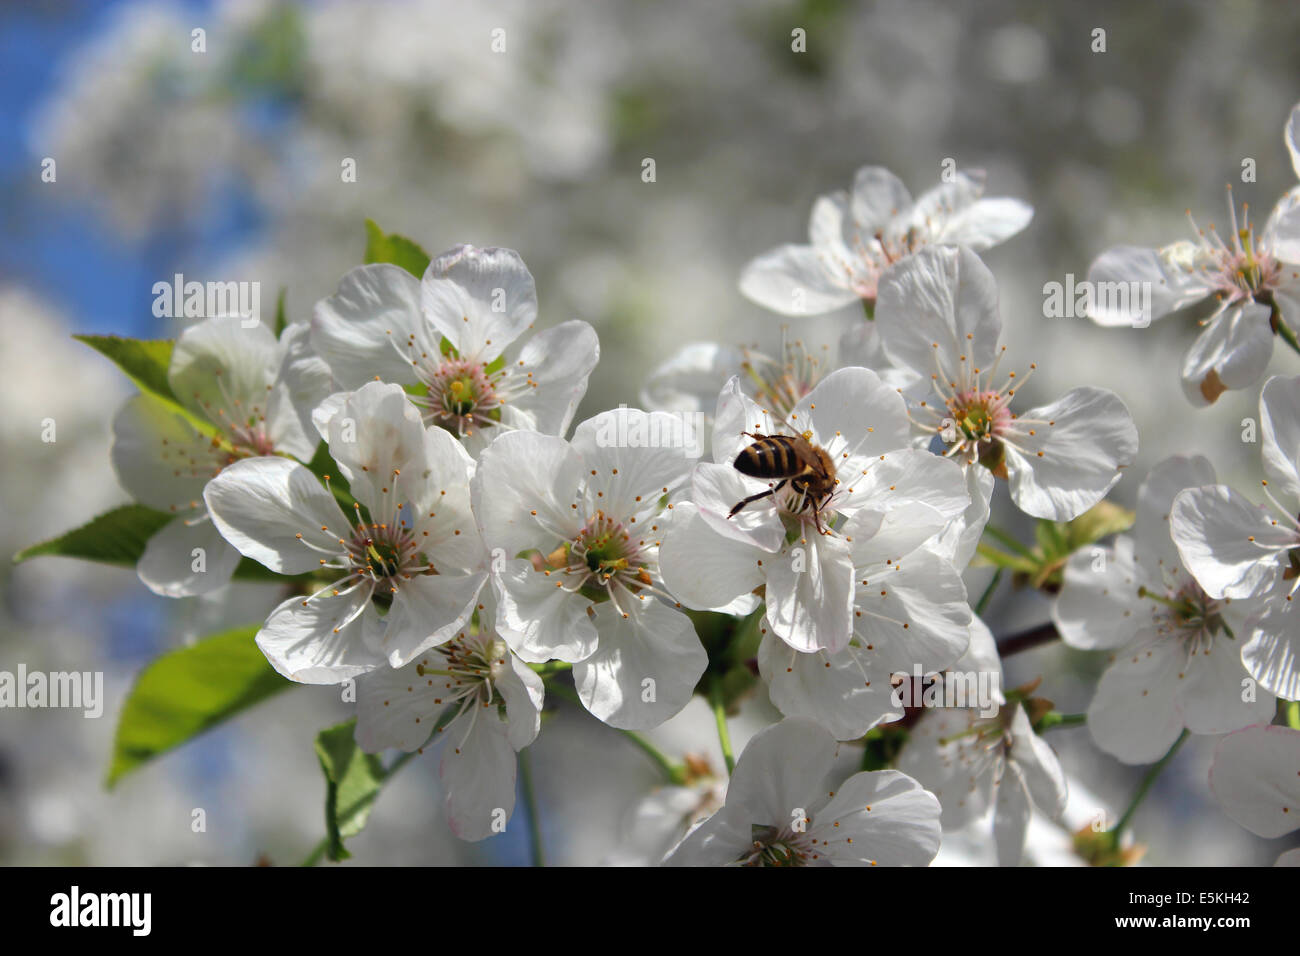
[734,436,802,479]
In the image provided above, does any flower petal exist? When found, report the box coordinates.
[1170,485,1290,600]
[876,245,1002,384]
[421,244,538,363]
[765,531,856,654]
[573,600,707,731]
[738,243,858,316]
[1209,724,1300,838]
[203,456,349,574]
[440,704,519,842]
[137,514,241,598]
[1180,302,1274,406]
[256,591,386,684]
[1002,386,1138,521]
[505,319,600,437]
[310,263,424,389]
[814,769,942,867]
[493,558,598,663]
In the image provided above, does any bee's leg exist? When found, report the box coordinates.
[728,479,787,518]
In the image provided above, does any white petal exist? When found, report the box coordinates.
[789,366,911,463]
[757,630,901,740]
[738,243,857,317]
[381,570,487,667]
[1007,704,1067,819]
[1242,598,1300,700]
[439,704,519,841]
[1170,485,1290,600]
[137,514,241,598]
[256,591,386,684]
[1209,724,1300,838]
[326,381,430,512]
[1052,537,1145,651]
[849,167,913,231]
[571,408,695,518]
[573,600,707,731]
[506,320,600,436]
[658,503,765,610]
[723,717,837,824]
[498,654,545,751]
[270,322,333,461]
[493,559,599,663]
[421,244,537,363]
[203,456,349,574]
[1180,302,1274,406]
[936,197,1033,250]
[993,761,1031,867]
[1181,633,1277,736]
[690,461,786,553]
[1261,374,1300,502]
[1135,454,1217,572]
[813,769,942,866]
[354,658,446,752]
[640,341,745,415]
[310,264,424,389]
[1002,386,1138,521]
[875,245,1002,382]
[850,543,972,676]
[1086,637,1186,764]
[840,454,969,537]
[895,708,995,828]
[168,315,280,424]
[765,531,856,654]
[1288,101,1300,180]
[1085,245,1206,325]
[110,394,221,512]
[472,430,584,559]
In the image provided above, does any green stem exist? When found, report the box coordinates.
[1285,699,1300,730]
[709,683,736,774]
[1110,729,1189,840]
[983,524,1036,558]
[862,298,876,320]
[974,568,1003,616]
[518,748,545,867]
[529,661,572,677]
[1273,307,1300,358]
[1036,711,1086,733]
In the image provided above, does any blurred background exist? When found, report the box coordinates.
[2,0,1299,865]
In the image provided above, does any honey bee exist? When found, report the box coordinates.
[728,430,836,534]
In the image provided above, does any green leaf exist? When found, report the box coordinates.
[107,625,291,786]
[74,334,179,404]
[74,335,222,441]
[314,720,388,862]
[14,504,173,567]
[363,219,431,278]
[13,503,307,584]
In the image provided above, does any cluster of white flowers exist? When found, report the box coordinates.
[89,104,1300,868]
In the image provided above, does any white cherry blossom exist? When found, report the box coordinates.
[1054,456,1275,763]
[1171,375,1300,700]
[1087,102,1300,404]
[659,367,970,655]
[876,245,1139,522]
[664,717,942,866]
[739,166,1032,316]
[312,243,599,452]
[204,381,487,683]
[896,702,1067,867]
[471,407,707,730]
[354,619,543,842]
[110,315,329,597]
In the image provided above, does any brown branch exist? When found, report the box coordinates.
[995,621,1060,657]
